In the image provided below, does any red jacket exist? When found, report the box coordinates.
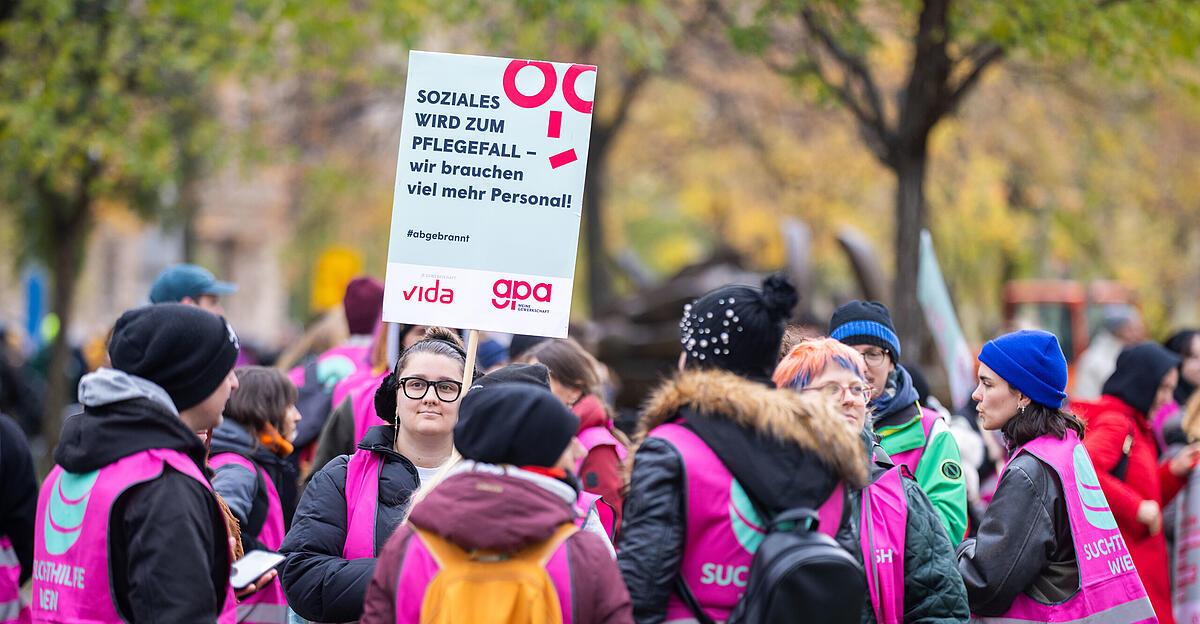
[1080,395,1186,624]
[574,395,626,534]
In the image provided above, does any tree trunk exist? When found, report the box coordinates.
[892,150,928,363]
[39,198,92,474]
[583,133,613,315]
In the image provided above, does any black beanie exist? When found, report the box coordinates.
[1101,342,1181,415]
[508,334,550,361]
[680,273,799,380]
[829,300,901,360]
[469,363,552,392]
[109,304,240,410]
[454,383,579,468]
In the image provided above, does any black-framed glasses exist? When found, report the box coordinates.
[398,377,463,402]
[860,348,889,367]
[801,382,872,402]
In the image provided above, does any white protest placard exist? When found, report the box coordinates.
[382,51,596,338]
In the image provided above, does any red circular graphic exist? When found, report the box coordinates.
[562,64,596,114]
[502,60,557,109]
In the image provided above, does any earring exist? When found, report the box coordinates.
[1018,404,1026,415]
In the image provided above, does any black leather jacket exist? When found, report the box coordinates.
[956,453,1078,616]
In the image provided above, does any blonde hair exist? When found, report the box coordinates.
[1182,392,1200,442]
[275,308,350,371]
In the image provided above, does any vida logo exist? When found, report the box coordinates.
[492,279,552,310]
[403,279,454,304]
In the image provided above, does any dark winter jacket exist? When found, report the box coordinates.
[955,451,1077,616]
[836,437,969,623]
[57,368,230,623]
[210,419,300,550]
[0,413,36,583]
[617,369,868,624]
[362,463,632,623]
[279,424,422,623]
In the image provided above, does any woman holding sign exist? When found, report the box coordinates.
[956,330,1156,622]
[279,327,466,623]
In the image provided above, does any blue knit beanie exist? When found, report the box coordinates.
[978,330,1068,409]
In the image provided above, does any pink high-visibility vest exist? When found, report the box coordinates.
[973,430,1156,623]
[32,449,234,623]
[210,452,289,624]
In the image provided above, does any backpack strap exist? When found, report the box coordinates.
[674,577,717,624]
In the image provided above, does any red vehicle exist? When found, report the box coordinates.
[1002,279,1137,365]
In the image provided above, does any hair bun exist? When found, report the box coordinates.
[422,326,465,350]
[760,273,799,322]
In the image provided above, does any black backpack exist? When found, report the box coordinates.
[679,506,867,624]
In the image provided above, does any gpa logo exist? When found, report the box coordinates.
[492,279,552,311]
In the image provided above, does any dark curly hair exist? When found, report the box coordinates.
[1002,402,1085,449]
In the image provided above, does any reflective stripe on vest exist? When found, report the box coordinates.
[0,536,27,624]
[650,423,761,623]
[32,449,229,623]
[393,525,576,624]
[974,430,1156,623]
[343,448,383,559]
[209,453,288,623]
[236,602,291,624]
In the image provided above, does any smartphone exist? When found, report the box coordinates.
[230,550,285,589]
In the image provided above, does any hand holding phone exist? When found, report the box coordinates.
[230,550,285,590]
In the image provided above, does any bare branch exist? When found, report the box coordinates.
[798,7,888,132]
[939,42,1004,116]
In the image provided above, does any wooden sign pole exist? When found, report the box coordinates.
[461,329,480,389]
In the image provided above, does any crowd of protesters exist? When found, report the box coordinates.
[1,261,1199,623]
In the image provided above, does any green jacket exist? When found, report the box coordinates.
[875,404,968,542]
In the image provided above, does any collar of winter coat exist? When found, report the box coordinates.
[1093,395,1153,433]
[572,394,609,432]
[869,364,921,426]
[56,368,207,473]
[638,368,868,492]
[408,462,576,552]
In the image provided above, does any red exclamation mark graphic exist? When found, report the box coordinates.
[547,109,577,169]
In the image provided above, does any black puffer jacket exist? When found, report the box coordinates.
[833,435,970,623]
[279,424,421,623]
[617,369,869,623]
[956,451,1077,616]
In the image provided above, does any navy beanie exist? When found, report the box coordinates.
[829,301,901,361]
[109,304,240,410]
[978,330,1068,409]
[454,383,579,468]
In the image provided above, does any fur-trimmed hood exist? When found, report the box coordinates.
[639,368,868,491]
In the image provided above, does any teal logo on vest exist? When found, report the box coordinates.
[728,479,766,553]
[1073,445,1118,531]
[45,470,100,555]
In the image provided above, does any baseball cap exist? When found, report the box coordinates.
[149,264,238,304]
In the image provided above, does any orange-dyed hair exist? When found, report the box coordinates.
[773,337,868,390]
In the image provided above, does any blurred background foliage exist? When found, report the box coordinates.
[2,0,1200,406]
